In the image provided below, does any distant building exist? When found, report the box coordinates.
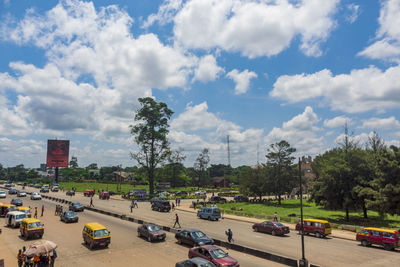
[113,171,133,182]
[211,177,229,188]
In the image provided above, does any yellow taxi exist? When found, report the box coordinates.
[82,222,111,249]
[17,206,32,218]
[20,218,44,240]
[0,203,17,217]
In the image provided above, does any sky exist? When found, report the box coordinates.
[0,0,400,169]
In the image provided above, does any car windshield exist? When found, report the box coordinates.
[147,225,160,232]
[16,214,27,219]
[275,222,284,227]
[210,248,228,259]
[65,211,75,216]
[21,209,30,213]
[29,222,42,228]
[191,231,206,238]
[73,203,81,206]
[94,229,109,237]
[213,209,220,214]
[199,263,215,267]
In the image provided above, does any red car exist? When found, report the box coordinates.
[84,190,95,197]
[188,245,239,267]
[252,221,290,236]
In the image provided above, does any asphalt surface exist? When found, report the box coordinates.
[16,186,400,267]
[0,192,284,267]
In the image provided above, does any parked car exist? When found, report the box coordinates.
[84,189,95,197]
[176,257,216,267]
[40,187,49,193]
[31,192,42,200]
[60,211,79,223]
[11,198,23,206]
[188,245,239,267]
[0,191,6,198]
[99,191,110,200]
[175,229,214,247]
[34,184,41,188]
[66,190,75,196]
[5,211,27,228]
[197,206,221,221]
[9,188,18,195]
[69,202,84,212]
[295,219,332,238]
[17,190,27,197]
[252,221,290,236]
[356,227,400,251]
[151,200,171,212]
[29,183,34,187]
[82,222,110,249]
[5,183,12,188]
[234,195,249,202]
[175,191,188,197]
[149,197,161,204]
[137,223,166,242]
[209,196,227,204]
[195,190,207,196]
[51,186,59,192]
[17,182,23,186]
[108,191,116,196]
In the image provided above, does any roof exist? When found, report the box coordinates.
[201,245,218,250]
[303,219,329,223]
[22,218,41,223]
[0,203,16,207]
[186,229,202,233]
[85,222,107,230]
[7,211,25,215]
[190,257,213,264]
[364,227,398,233]
[17,207,30,210]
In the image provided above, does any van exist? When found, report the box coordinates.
[83,222,111,249]
[20,218,44,240]
[5,211,27,228]
[295,219,332,238]
[356,227,400,251]
[197,206,221,221]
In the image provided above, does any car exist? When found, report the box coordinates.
[17,182,23,186]
[0,191,6,198]
[9,188,18,195]
[209,196,227,204]
[51,186,59,192]
[149,197,161,204]
[60,210,79,223]
[20,218,44,240]
[234,195,249,202]
[252,221,290,236]
[175,191,188,197]
[197,206,221,221]
[195,190,207,196]
[31,192,42,200]
[137,223,166,242]
[5,183,12,188]
[188,245,239,267]
[108,191,116,196]
[356,227,400,251]
[11,198,23,206]
[83,189,95,197]
[66,190,75,196]
[99,191,110,200]
[40,187,49,193]
[69,202,84,212]
[175,229,214,247]
[17,190,27,197]
[176,257,216,267]
[34,184,41,188]
[151,200,171,212]
[82,222,110,249]
[29,183,34,187]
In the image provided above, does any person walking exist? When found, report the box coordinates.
[55,205,58,216]
[225,228,233,244]
[134,199,138,208]
[34,207,38,219]
[90,196,94,208]
[130,200,134,213]
[50,249,57,267]
[274,211,278,222]
[178,198,181,206]
[33,255,40,267]
[173,213,181,228]
[171,202,175,210]
[41,205,44,217]
[175,198,178,206]
[17,249,24,267]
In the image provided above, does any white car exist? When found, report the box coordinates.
[17,190,27,197]
[195,190,207,196]
[31,192,42,200]
[0,191,6,198]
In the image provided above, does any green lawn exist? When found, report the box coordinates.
[218,199,400,229]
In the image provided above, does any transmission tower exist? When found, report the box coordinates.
[227,135,231,166]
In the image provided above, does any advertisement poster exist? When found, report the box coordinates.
[46,140,70,167]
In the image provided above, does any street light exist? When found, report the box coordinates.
[298,157,308,267]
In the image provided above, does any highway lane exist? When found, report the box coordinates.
[15,186,400,267]
[0,193,284,267]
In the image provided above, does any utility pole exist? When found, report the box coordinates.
[299,157,308,267]
[257,143,259,165]
[227,135,231,167]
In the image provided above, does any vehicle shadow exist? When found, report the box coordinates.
[81,242,109,250]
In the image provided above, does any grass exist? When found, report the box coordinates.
[218,199,400,229]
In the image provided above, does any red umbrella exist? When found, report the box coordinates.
[24,240,57,257]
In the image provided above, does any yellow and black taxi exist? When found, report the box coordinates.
[0,203,17,217]
[17,206,32,218]
[82,222,111,249]
[20,218,44,240]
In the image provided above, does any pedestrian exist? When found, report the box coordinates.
[90,196,94,208]
[171,202,175,210]
[175,198,178,206]
[130,200,134,213]
[134,199,138,208]
[41,205,44,217]
[225,228,233,244]
[17,249,24,267]
[60,206,63,214]
[54,205,58,216]
[34,207,38,219]
[24,255,32,267]
[274,211,278,222]
[50,249,57,267]
[173,213,181,228]
[178,198,181,206]
[33,255,40,267]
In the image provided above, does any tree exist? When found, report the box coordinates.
[239,166,267,199]
[265,140,296,205]
[194,148,210,187]
[86,163,98,170]
[168,148,186,187]
[69,156,78,168]
[130,97,173,195]
[209,164,232,178]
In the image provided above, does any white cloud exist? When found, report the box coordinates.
[0,96,31,136]
[0,138,45,166]
[360,116,400,129]
[324,116,352,128]
[171,102,221,131]
[264,106,325,156]
[226,69,257,94]
[192,55,224,83]
[334,132,369,147]
[345,4,360,24]
[358,0,400,62]
[270,65,400,113]
[142,0,182,28]
[172,0,339,58]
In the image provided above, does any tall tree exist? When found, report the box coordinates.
[69,156,78,168]
[86,163,98,170]
[194,148,210,187]
[239,165,267,199]
[168,148,186,187]
[265,140,296,205]
[130,97,173,195]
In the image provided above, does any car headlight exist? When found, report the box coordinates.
[198,242,204,245]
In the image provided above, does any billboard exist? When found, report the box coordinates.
[46,140,70,167]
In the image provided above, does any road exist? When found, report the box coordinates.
[15,186,400,267]
[0,192,284,267]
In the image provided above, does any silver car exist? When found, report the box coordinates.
[31,192,42,200]
[17,190,27,197]
[0,191,6,198]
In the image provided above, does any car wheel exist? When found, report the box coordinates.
[315,232,321,238]
[272,230,276,236]
[177,239,182,244]
[361,240,368,247]
[384,244,393,251]
[89,242,94,250]
[147,236,152,242]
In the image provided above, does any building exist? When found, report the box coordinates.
[113,171,133,182]
[211,177,229,188]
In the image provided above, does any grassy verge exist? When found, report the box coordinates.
[218,199,400,229]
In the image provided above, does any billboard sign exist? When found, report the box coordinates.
[46,140,70,167]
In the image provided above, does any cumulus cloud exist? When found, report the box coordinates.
[172,0,339,58]
[360,116,400,129]
[142,0,182,28]
[226,69,257,94]
[345,4,360,24]
[358,0,400,62]
[270,65,400,113]
[0,138,45,166]
[323,116,352,128]
[0,96,31,136]
[192,55,224,83]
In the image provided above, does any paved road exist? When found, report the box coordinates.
[13,186,400,267]
[0,193,284,267]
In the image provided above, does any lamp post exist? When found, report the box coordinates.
[299,157,308,267]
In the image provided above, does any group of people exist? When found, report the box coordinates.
[17,247,57,267]
[54,205,63,216]
[175,198,181,206]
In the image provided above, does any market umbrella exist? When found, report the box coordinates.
[24,240,57,257]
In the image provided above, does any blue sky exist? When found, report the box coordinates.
[1,0,400,168]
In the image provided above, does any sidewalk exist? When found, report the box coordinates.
[175,204,356,241]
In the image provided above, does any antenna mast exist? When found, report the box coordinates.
[227,135,231,166]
